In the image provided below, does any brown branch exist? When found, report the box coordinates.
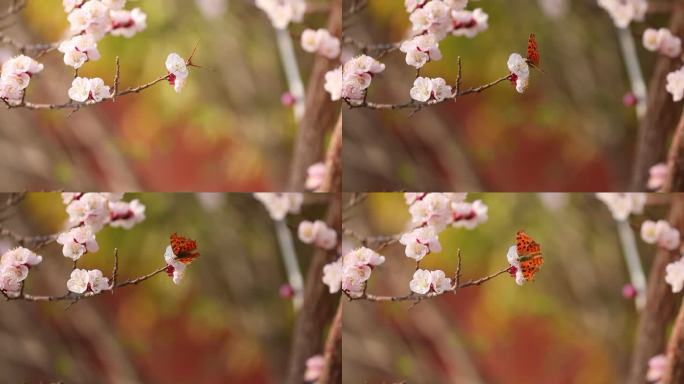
[349,265,511,303]
[346,73,513,111]
[287,0,342,191]
[0,225,59,249]
[319,114,342,193]
[342,36,401,57]
[663,297,684,383]
[285,193,341,384]
[664,110,684,192]
[318,298,343,384]
[3,265,168,303]
[631,2,684,190]
[628,195,684,384]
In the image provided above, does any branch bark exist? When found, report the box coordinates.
[628,195,684,384]
[288,0,342,191]
[663,297,684,383]
[285,193,341,384]
[664,111,684,192]
[631,2,684,190]
[320,114,342,193]
[319,298,343,384]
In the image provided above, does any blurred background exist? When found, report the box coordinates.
[0,192,331,383]
[343,193,674,384]
[0,0,330,191]
[342,0,671,191]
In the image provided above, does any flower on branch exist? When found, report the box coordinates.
[0,247,42,297]
[66,268,110,294]
[254,193,304,221]
[165,53,190,93]
[110,8,147,38]
[409,268,452,294]
[597,0,647,28]
[341,55,386,106]
[0,55,44,104]
[400,34,442,69]
[304,354,325,383]
[596,193,646,221]
[667,66,684,102]
[58,34,101,69]
[301,28,340,60]
[305,162,327,191]
[298,220,338,250]
[108,199,146,229]
[409,76,452,102]
[451,8,489,38]
[68,77,112,103]
[399,226,441,261]
[648,163,669,191]
[57,225,100,261]
[641,220,681,251]
[341,247,385,298]
[643,28,682,59]
[507,53,530,94]
[666,255,684,293]
[255,0,306,29]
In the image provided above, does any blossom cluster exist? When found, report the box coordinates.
[410,77,452,102]
[324,0,503,103]
[405,0,488,40]
[298,220,337,250]
[339,55,386,106]
[597,0,647,28]
[68,77,111,102]
[67,268,110,294]
[253,193,304,221]
[641,220,681,251]
[596,193,646,221]
[643,28,682,59]
[323,193,493,297]
[0,247,42,297]
[58,193,146,262]
[61,0,147,68]
[301,29,340,60]
[255,0,306,29]
[0,55,44,104]
[409,269,452,294]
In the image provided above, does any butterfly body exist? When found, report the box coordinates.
[170,233,200,264]
[515,230,543,281]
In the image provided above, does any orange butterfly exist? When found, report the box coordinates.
[515,230,544,281]
[526,33,541,69]
[170,233,200,264]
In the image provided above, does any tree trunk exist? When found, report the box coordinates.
[288,0,342,191]
[631,2,684,190]
[628,195,684,384]
[285,193,341,384]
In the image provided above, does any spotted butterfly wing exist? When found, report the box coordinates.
[526,33,541,68]
[170,233,200,264]
[516,230,543,281]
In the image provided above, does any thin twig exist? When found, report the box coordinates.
[349,266,511,303]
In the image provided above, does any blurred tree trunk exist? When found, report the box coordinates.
[631,2,684,190]
[288,0,342,191]
[285,193,341,384]
[628,195,684,384]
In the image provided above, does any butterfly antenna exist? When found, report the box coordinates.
[187,40,202,68]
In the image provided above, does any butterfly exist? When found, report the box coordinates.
[515,230,544,281]
[170,233,200,264]
[526,33,541,69]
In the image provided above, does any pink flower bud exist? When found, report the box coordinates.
[622,283,637,299]
[623,92,638,107]
[279,283,295,299]
[281,92,296,107]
